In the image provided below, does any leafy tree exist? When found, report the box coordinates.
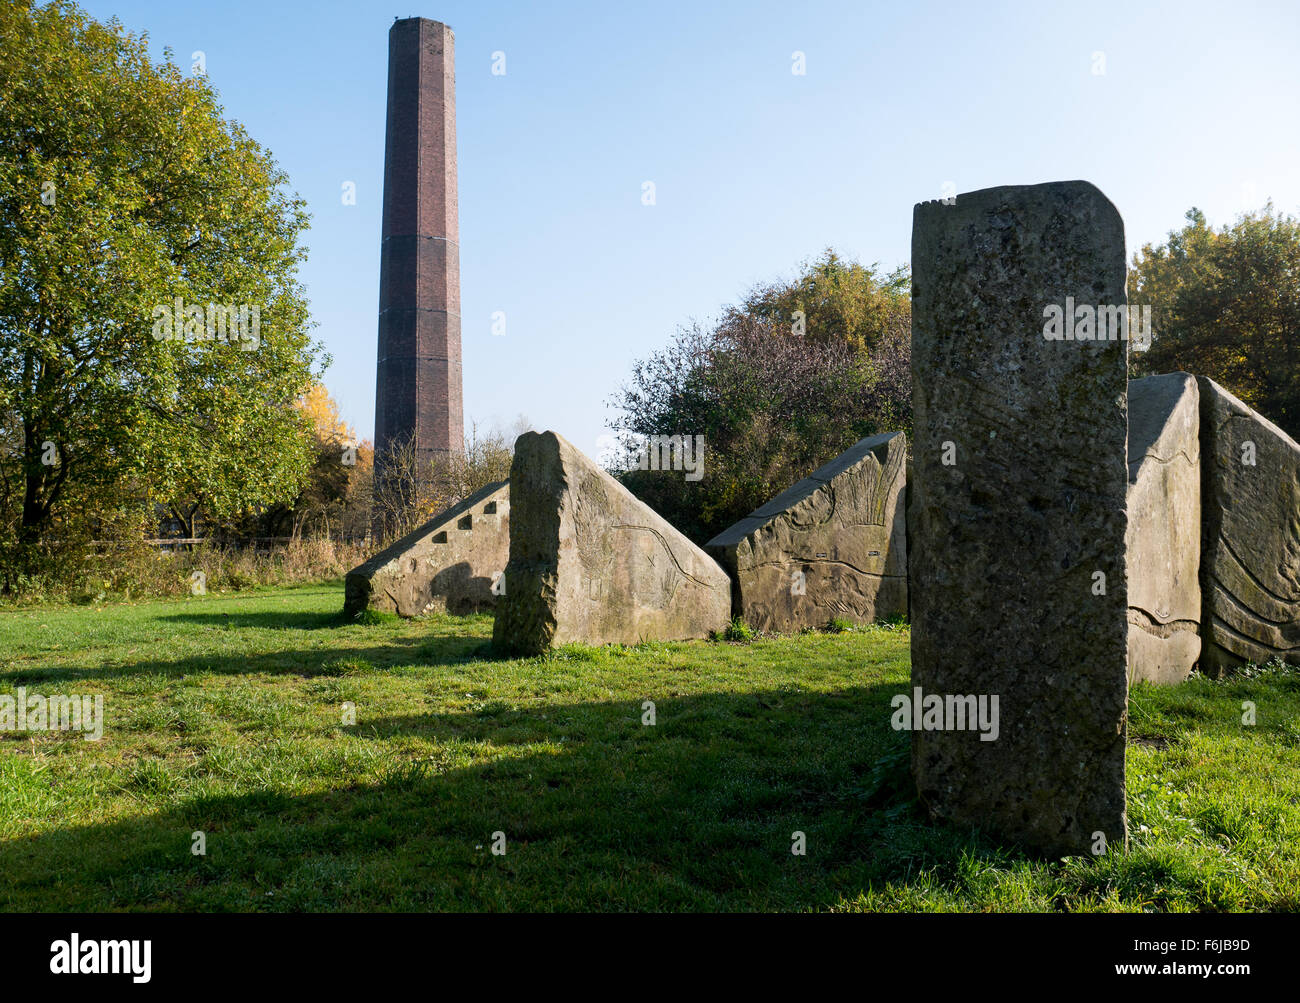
[609,250,911,544]
[1130,205,1300,437]
[728,248,911,357]
[210,383,365,542]
[0,0,325,585]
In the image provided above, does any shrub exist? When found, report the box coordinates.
[717,617,756,643]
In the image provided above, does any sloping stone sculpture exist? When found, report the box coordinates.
[344,480,509,618]
[910,181,1129,857]
[1126,373,1201,684]
[705,431,907,632]
[493,431,731,654]
[1198,377,1300,673]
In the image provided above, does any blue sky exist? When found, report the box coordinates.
[79,0,1300,459]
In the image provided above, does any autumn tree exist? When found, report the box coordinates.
[284,383,359,538]
[288,384,374,541]
[610,250,911,544]
[209,383,369,541]
[0,1,325,585]
[728,248,911,358]
[1130,205,1300,437]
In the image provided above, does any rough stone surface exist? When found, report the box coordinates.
[1126,373,1201,685]
[705,432,907,632]
[1198,377,1300,673]
[344,481,508,618]
[493,431,731,653]
[909,181,1129,857]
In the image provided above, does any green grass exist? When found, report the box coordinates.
[1,582,1298,912]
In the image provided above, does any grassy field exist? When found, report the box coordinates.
[1,582,1298,912]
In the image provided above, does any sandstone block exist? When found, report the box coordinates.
[344,480,508,617]
[1198,377,1300,673]
[1126,373,1201,685]
[493,431,731,653]
[705,431,907,632]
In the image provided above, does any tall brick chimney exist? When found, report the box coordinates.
[374,17,463,516]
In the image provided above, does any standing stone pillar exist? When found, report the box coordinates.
[909,182,1130,857]
[374,17,464,518]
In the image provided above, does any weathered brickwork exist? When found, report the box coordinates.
[375,18,464,505]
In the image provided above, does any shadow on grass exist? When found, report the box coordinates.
[1,683,1013,912]
[7,676,1280,912]
[158,604,494,634]
[160,610,352,631]
[2,632,500,685]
